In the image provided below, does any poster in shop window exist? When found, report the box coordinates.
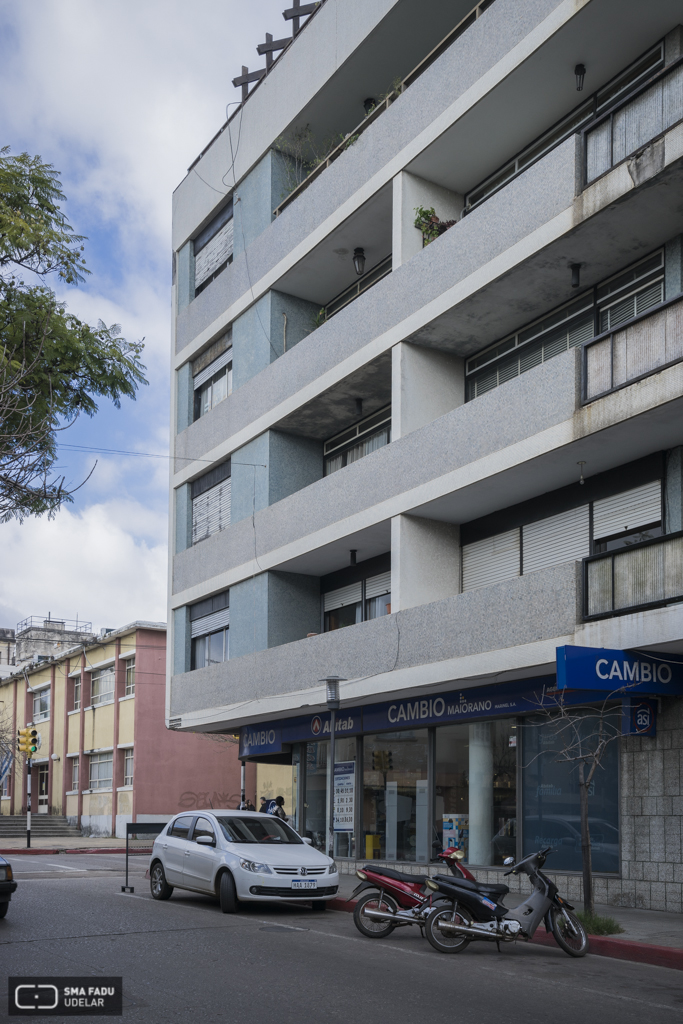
[333,762,355,832]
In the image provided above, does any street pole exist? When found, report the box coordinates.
[320,676,345,861]
[328,706,336,858]
[240,761,246,808]
[26,757,31,849]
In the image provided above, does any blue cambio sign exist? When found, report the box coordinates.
[556,646,683,694]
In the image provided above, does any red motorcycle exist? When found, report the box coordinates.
[349,849,477,939]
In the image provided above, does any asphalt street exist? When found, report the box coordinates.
[1,854,682,1023]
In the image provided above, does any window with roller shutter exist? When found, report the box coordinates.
[593,481,662,551]
[462,530,520,591]
[323,569,392,631]
[192,461,231,544]
[194,200,233,296]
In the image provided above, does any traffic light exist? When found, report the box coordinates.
[17,728,39,756]
[372,750,393,773]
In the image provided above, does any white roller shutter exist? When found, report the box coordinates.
[365,572,391,599]
[192,480,231,543]
[593,481,661,540]
[191,607,230,639]
[323,582,362,613]
[462,529,520,591]
[522,506,590,574]
[193,347,232,390]
[195,219,233,289]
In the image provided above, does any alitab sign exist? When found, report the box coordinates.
[556,646,683,694]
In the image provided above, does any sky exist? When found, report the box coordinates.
[0,0,289,632]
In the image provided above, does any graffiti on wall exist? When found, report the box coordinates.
[178,791,241,810]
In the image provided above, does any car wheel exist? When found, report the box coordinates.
[219,871,238,914]
[310,899,327,911]
[150,862,173,901]
[0,901,8,919]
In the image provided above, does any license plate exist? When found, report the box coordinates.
[291,880,317,890]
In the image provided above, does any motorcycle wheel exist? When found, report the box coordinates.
[550,906,588,957]
[425,904,472,954]
[353,892,399,938]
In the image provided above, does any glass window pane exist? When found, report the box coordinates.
[304,740,328,852]
[324,603,361,631]
[521,713,619,872]
[365,594,391,619]
[435,720,517,866]
[125,658,135,695]
[192,636,207,670]
[208,629,225,665]
[362,730,429,863]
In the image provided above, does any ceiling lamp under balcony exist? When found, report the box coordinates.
[575,63,586,91]
[353,248,366,276]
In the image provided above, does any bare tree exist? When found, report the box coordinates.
[525,691,624,915]
[0,699,14,815]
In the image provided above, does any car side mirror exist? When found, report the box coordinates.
[302,837,313,845]
[196,835,215,846]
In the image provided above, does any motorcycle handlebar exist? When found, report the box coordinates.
[503,846,553,875]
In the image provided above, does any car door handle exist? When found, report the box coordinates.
[162,843,168,850]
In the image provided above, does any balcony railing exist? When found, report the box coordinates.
[323,254,392,321]
[583,56,683,185]
[583,532,683,620]
[582,294,683,403]
[273,0,497,217]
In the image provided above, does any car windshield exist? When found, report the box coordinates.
[215,816,303,845]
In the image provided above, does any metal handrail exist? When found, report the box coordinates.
[581,292,683,404]
[273,0,497,218]
[582,529,683,621]
[322,254,392,321]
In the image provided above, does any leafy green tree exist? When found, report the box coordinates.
[0,147,147,521]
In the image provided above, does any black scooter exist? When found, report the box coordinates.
[423,847,588,957]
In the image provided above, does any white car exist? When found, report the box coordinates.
[149,810,339,912]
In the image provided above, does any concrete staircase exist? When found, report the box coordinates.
[0,815,82,838]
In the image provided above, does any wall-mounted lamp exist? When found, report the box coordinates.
[574,63,586,91]
[349,549,357,566]
[570,263,581,289]
[353,247,366,276]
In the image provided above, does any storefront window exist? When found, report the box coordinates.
[255,762,297,825]
[363,730,429,863]
[435,720,517,866]
[521,713,619,873]
[302,738,357,857]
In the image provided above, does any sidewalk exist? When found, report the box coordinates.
[331,873,683,967]
[0,836,128,852]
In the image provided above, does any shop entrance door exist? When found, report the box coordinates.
[38,766,49,813]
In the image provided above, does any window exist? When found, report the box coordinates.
[324,406,391,476]
[466,251,664,400]
[190,591,230,670]
[32,688,50,722]
[125,658,135,696]
[192,461,231,544]
[73,675,81,710]
[363,730,429,863]
[323,571,391,632]
[89,752,113,790]
[461,480,662,591]
[123,750,134,786]
[71,757,79,791]
[1,774,8,797]
[91,666,115,706]
[194,200,233,296]
[193,335,232,421]
[170,815,194,839]
[216,816,302,844]
[192,816,215,843]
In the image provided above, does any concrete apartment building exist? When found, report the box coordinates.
[168,0,683,910]
[0,621,242,835]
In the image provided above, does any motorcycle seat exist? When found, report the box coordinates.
[363,865,427,885]
[433,874,509,897]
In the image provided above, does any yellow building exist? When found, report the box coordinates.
[0,621,242,835]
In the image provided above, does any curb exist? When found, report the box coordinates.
[329,897,683,971]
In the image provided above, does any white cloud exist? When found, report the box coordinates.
[0,500,168,631]
[0,0,290,623]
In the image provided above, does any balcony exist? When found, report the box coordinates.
[584,532,683,620]
[583,295,683,402]
[584,55,683,186]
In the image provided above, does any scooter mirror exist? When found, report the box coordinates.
[448,850,465,861]
[503,856,515,866]
[425,878,439,891]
